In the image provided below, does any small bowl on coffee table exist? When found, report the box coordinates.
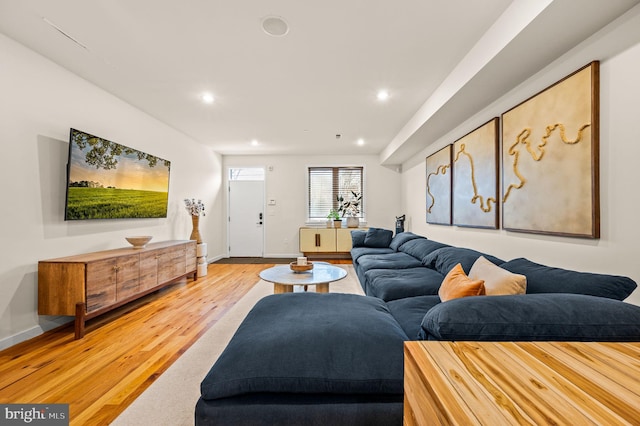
[290,261,313,273]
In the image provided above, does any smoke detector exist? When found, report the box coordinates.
[261,16,289,37]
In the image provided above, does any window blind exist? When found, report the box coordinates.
[308,166,363,219]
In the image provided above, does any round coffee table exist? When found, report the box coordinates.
[259,263,347,294]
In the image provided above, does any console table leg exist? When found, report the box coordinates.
[75,302,86,340]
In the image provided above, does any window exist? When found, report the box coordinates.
[308,166,363,219]
[229,167,265,181]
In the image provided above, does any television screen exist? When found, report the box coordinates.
[65,128,171,220]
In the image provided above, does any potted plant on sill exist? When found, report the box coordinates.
[327,209,342,228]
[338,191,362,228]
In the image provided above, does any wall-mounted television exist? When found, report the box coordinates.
[65,128,171,220]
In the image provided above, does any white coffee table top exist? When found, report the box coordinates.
[259,263,347,285]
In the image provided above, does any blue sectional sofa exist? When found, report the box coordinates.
[195,229,640,425]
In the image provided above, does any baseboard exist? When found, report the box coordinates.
[0,316,72,351]
[262,253,303,258]
[0,327,40,351]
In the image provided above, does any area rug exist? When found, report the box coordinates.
[112,265,362,425]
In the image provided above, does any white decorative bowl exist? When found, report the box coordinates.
[126,236,153,249]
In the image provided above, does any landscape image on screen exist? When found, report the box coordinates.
[65,129,171,220]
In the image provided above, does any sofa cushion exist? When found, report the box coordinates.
[501,258,637,300]
[388,232,424,251]
[355,253,424,292]
[386,295,441,340]
[469,256,526,295]
[364,267,445,301]
[351,230,367,248]
[356,252,423,272]
[423,247,504,275]
[363,227,394,248]
[200,293,409,400]
[420,293,640,341]
[398,238,450,263]
[351,246,395,263]
[438,263,486,302]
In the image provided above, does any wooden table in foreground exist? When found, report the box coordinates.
[404,341,640,425]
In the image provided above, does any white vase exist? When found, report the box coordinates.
[346,217,359,228]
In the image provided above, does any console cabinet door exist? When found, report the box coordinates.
[299,228,336,252]
[86,259,117,313]
[158,246,187,283]
[336,229,354,252]
[115,254,140,300]
[139,251,159,291]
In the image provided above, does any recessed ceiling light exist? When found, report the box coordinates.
[261,16,289,37]
[357,139,365,146]
[201,92,214,104]
[377,90,390,101]
[251,139,259,146]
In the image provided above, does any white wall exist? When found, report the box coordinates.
[401,9,640,306]
[222,155,402,257]
[0,34,224,349]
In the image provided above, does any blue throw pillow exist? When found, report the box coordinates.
[364,228,393,248]
[351,230,366,248]
[420,293,640,341]
[422,247,504,274]
[386,295,441,339]
[398,238,449,263]
[501,258,637,300]
[388,232,424,251]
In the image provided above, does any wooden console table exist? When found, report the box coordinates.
[299,226,368,258]
[38,240,197,339]
[404,341,640,425]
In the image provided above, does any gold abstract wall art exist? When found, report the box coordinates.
[453,118,499,229]
[426,145,452,225]
[501,61,599,238]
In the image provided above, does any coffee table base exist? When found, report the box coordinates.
[273,282,329,294]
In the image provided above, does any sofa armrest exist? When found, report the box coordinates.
[420,294,640,341]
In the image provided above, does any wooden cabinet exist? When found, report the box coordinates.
[299,228,336,253]
[38,240,197,339]
[299,227,368,256]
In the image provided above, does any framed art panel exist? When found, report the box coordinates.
[426,145,452,225]
[501,61,599,238]
[453,118,499,229]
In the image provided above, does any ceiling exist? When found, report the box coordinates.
[0,0,638,164]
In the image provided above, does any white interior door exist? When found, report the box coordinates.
[229,180,264,257]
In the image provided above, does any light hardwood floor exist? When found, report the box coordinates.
[0,260,348,425]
